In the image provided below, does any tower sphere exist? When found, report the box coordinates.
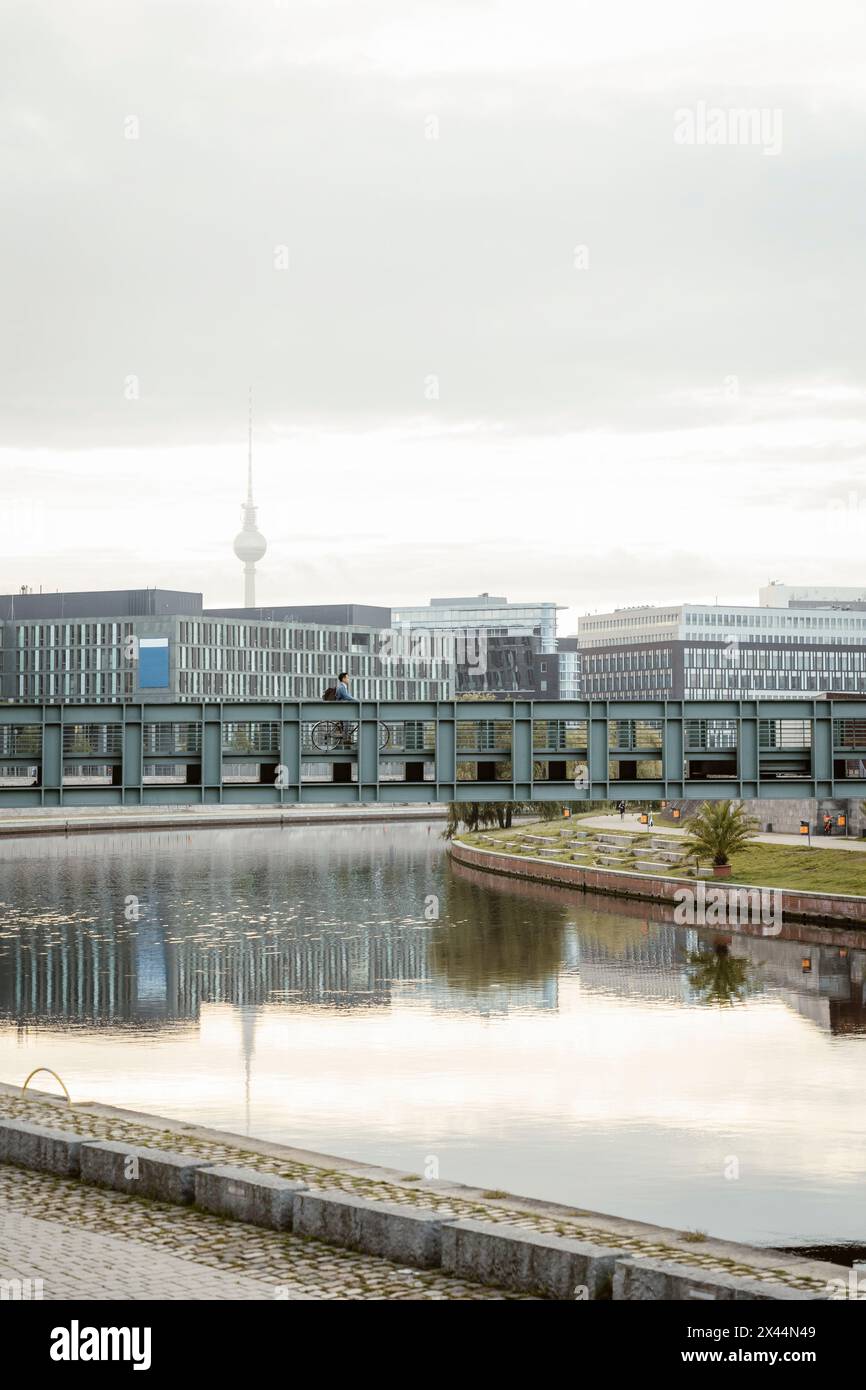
[233,525,267,563]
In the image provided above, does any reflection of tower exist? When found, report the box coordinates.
[232,390,267,607]
[239,1005,259,1136]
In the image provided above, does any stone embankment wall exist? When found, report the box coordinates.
[449,840,866,928]
[0,1111,847,1301]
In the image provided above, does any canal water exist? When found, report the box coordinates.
[0,819,864,1252]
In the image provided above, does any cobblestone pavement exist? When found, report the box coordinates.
[0,1166,526,1301]
[0,1090,831,1294]
[0,1208,289,1300]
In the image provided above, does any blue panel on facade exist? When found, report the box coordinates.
[139,638,169,689]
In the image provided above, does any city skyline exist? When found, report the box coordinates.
[2,0,865,628]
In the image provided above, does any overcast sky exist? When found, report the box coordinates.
[1,0,864,631]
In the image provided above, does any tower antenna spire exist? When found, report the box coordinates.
[247,385,254,503]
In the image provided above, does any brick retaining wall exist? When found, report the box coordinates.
[450,840,866,928]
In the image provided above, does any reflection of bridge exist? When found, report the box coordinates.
[0,697,864,805]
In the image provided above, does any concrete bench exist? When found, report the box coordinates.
[293,1189,448,1269]
[80,1140,208,1204]
[441,1218,627,1299]
[195,1164,307,1230]
[0,1118,83,1177]
[613,1256,828,1302]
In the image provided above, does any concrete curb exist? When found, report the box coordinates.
[0,1117,83,1176]
[79,1139,207,1204]
[195,1165,308,1230]
[293,1189,448,1269]
[0,1118,844,1300]
[441,1218,627,1300]
[612,1257,828,1302]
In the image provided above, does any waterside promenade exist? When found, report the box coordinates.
[0,804,447,840]
[0,1083,850,1301]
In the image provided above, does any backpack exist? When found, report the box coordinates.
[323,687,337,701]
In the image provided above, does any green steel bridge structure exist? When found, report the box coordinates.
[0,698,864,806]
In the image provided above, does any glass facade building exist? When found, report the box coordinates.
[579,603,866,699]
[0,591,454,703]
[392,594,560,653]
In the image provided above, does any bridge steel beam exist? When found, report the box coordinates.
[0,698,861,807]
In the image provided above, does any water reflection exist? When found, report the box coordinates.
[686,943,755,1007]
[0,821,865,1248]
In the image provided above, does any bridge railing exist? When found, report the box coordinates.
[0,698,863,805]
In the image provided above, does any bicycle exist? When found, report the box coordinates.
[311,719,391,752]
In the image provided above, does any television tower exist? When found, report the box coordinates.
[233,390,267,607]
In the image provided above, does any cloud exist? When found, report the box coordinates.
[0,0,864,614]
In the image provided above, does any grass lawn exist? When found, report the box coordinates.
[726,844,866,895]
[456,821,866,897]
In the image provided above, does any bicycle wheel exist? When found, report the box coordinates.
[378,723,391,749]
[311,721,341,752]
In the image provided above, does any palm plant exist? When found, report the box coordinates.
[682,800,758,872]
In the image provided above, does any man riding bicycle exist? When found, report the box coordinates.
[334,671,355,746]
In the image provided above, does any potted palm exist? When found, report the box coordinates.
[682,800,758,878]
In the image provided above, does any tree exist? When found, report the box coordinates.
[444,799,608,838]
[444,802,516,836]
[682,800,758,869]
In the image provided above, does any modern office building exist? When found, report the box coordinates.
[392,594,561,653]
[452,634,562,698]
[0,589,453,704]
[760,582,866,609]
[579,602,866,699]
[555,637,582,699]
[391,593,563,697]
[205,603,392,628]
